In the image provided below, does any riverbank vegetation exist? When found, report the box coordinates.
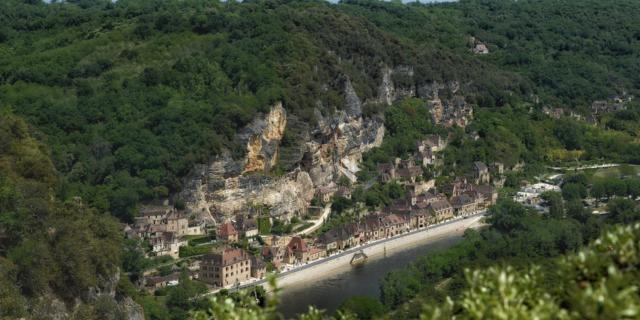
[191,222,640,320]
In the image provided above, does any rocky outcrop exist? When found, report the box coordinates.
[344,79,362,117]
[418,81,472,127]
[373,65,417,106]
[28,270,145,320]
[305,112,384,186]
[180,82,386,221]
[178,67,474,222]
[241,102,287,174]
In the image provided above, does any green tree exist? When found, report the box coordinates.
[542,191,565,218]
[338,296,386,320]
[608,198,639,224]
[562,183,587,201]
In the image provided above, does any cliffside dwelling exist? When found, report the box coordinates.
[316,185,337,204]
[217,222,239,242]
[131,205,206,258]
[377,163,396,183]
[235,215,259,238]
[473,161,490,184]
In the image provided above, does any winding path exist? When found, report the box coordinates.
[295,204,332,236]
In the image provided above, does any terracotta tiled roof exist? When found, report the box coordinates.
[207,247,250,267]
[287,237,308,252]
[218,222,238,237]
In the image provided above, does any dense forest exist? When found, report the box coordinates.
[2,0,640,319]
[3,0,639,223]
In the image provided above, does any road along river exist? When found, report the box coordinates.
[275,213,486,317]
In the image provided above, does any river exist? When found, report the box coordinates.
[277,234,464,318]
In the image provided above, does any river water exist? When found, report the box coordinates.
[277,234,463,318]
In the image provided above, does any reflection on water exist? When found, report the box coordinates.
[277,235,463,318]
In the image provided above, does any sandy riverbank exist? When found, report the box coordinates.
[204,212,487,296]
[275,213,486,289]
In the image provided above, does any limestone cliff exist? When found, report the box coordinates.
[179,67,472,222]
[241,102,287,174]
[304,111,385,187]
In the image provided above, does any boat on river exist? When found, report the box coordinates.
[350,250,368,266]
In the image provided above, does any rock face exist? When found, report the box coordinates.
[305,112,384,187]
[179,66,472,222]
[344,79,362,117]
[374,65,416,105]
[181,85,385,221]
[28,270,145,320]
[417,80,473,127]
[241,102,287,174]
[207,169,314,220]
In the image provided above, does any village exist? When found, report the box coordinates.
[118,88,626,295]
[123,132,512,293]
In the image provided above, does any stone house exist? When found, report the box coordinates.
[250,255,267,279]
[343,222,364,247]
[261,246,288,271]
[217,222,239,242]
[473,161,490,184]
[149,231,186,259]
[199,248,251,288]
[316,186,337,204]
[451,194,477,217]
[475,185,498,207]
[236,216,259,238]
[317,231,339,252]
[307,247,327,262]
[143,224,167,239]
[397,167,423,184]
[287,236,309,263]
[417,134,446,153]
[166,211,189,236]
[419,148,436,166]
[409,209,430,229]
[362,215,385,242]
[318,224,361,252]
[427,200,454,222]
[381,214,409,237]
[262,235,291,247]
[135,205,171,227]
[145,272,180,292]
[444,178,475,197]
[377,163,396,183]
[184,220,206,236]
[474,43,489,54]
[396,158,415,169]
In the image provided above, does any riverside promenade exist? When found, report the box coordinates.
[205,211,487,295]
